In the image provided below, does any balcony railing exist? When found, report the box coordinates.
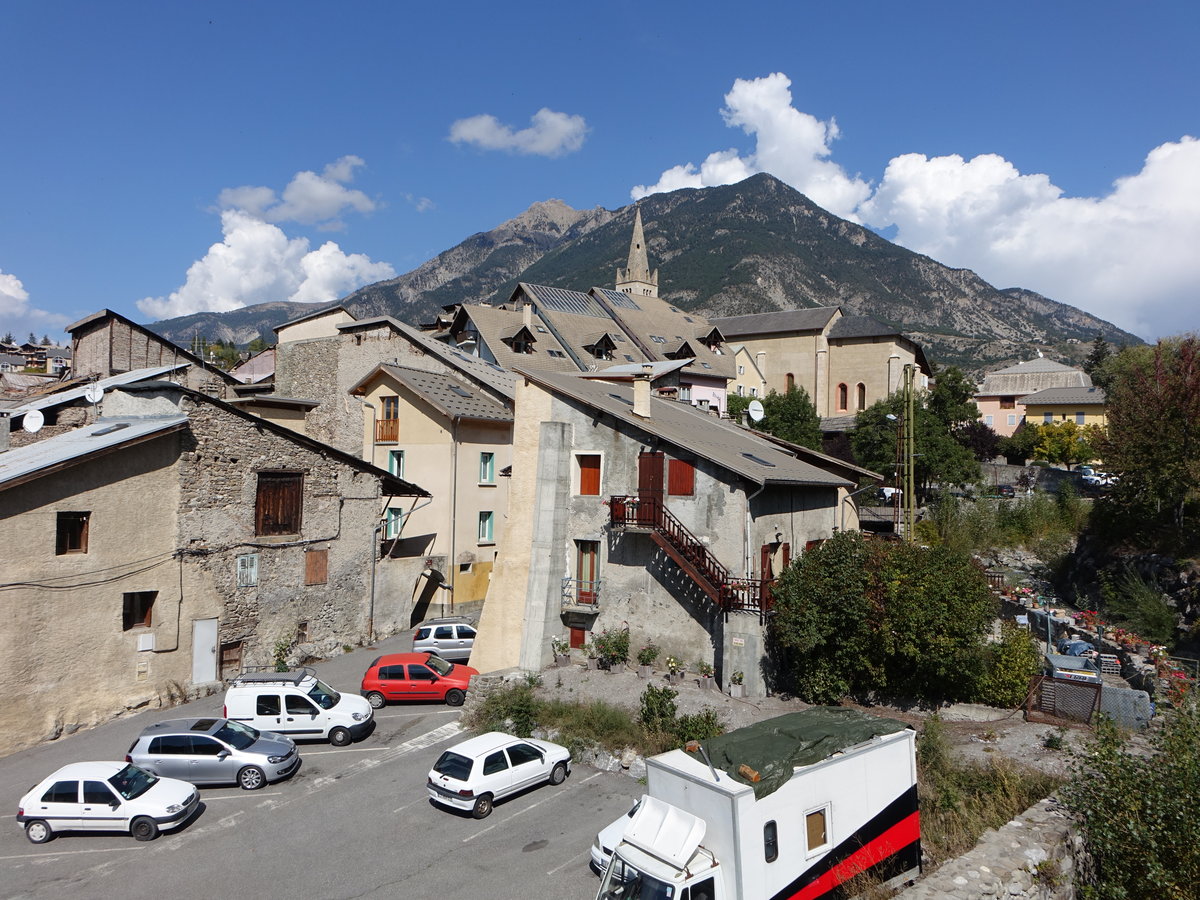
[561,577,602,611]
[375,418,399,442]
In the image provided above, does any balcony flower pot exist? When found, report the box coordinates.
[638,664,653,678]
[586,656,600,671]
[555,653,571,667]
[699,675,714,691]
[729,683,747,699]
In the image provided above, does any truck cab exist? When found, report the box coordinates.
[596,796,721,899]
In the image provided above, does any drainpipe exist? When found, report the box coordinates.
[368,520,383,642]
[744,481,767,577]
[448,417,459,613]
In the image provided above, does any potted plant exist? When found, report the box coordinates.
[636,643,660,678]
[665,656,683,684]
[729,671,746,698]
[551,636,571,667]
[584,641,600,670]
[593,626,631,671]
[697,660,715,690]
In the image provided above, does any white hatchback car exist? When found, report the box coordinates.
[427,732,570,819]
[16,761,199,844]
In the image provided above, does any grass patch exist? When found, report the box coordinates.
[917,715,1065,867]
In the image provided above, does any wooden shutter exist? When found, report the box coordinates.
[256,472,303,535]
[305,548,328,585]
[667,459,695,496]
[578,455,601,496]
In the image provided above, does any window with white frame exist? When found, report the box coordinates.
[479,451,495,484]
[805,805,832,856]
[985,414,994,425]
[388,449,404,478]
[478,511,494,543]
[385,507,404,539]
[1075,412,1085,425]
[1043,412,1053,424]
[1008,414,1017,426]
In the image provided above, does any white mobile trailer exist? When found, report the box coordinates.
[597,710,920,900]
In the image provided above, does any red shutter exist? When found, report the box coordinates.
[667,459,695,496]
[579,455,601,496]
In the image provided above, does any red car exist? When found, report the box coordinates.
[360,652,478,708]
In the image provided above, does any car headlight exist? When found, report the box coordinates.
[268,755,287,764]
[352,711,369,722]
[166,803,183,815]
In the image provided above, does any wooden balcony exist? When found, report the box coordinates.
[375,418,399,442]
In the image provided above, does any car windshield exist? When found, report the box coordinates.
[108,764,159,800]
[433,751,473,781]
[214,720,260,750]
[426,655,453,676]
[596,854,676,899]
[308,679,340,709]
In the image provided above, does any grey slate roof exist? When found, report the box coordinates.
[1020,386,1107,406]
[977,359,1091,396]
[339,316,517,400]
[0,416,188,491]
[377,365,513,422]
[578,359,692,379]
[516,368,853,488]
[826,316,898,340]
[8,365,190,416]
[711,307,840,337]
[453,303,581,376]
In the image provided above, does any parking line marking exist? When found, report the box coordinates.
[463,771,603,843]
[303,746,393,755]
[201,790,284,800]
[0,846,137,862]
[547,850,590,876]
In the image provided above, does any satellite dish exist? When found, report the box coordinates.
[84,384,104,404]
[747,400,765,423]
[23,409,44,433]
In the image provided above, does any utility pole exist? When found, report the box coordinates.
[902,364,916,540]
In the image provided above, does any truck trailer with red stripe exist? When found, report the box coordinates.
[595,709,920,900]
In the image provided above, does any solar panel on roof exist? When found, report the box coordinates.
[742,452,776,468]
[447,384,472,398]
[528,285,608,317]
[595,288,642,310]
[608,393,633,406]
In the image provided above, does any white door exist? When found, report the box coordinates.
[191,618,218,683]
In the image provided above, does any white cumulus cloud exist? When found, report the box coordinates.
[0,268,71,340]
[449,107,588,158]
[217,156,376,229]
[632,73,870,218]
[631,74,1200,339]
[136,210,394,320]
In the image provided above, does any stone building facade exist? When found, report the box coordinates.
[0,381,427,757]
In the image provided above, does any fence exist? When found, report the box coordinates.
[1026,675,1101,726]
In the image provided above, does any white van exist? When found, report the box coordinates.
[223,669,374,746]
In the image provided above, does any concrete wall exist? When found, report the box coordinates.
[274,308,354,343]
[827,337,914,414]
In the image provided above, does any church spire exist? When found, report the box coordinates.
[615,207,659,298]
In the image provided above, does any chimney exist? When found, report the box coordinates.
[0,412,9,452]
[633,364,653,418]
[522,302,533,329]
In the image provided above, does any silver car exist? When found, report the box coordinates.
[412,617,476,663]
[126,717,300,790]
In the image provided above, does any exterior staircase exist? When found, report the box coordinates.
[609,496,772,620]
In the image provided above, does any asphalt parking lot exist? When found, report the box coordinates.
[0,636,638,900]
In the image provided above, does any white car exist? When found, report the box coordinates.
[591,796,644,874]
[16,761,199,844]
[427,732,570,819]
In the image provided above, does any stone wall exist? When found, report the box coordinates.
[896,798,1086,900]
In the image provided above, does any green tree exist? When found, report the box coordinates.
[1084,332,1113,391]
[1100,337,1200,539]
[1033,420,1100,469]
[754,386,821,449]
[998,420,1040,464]
[768,532,996,703]
[1062,700,1200,898]
[40,334,51,346]
[1,332,14,344]
[852,392,980,491]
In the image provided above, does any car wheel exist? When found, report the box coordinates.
[131,816,159,842]
[549,761,568,785]
[238,765,266,790]
[366,691,386,709]
[24,820,52,844]
[444,688,465,707]
[329,726,352,746]
[471,793,493,819]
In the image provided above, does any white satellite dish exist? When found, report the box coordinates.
[22,409,44,433]
[747,400,765,423]
[84,384,104,404]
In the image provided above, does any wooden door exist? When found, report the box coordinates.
[637,451,664,525]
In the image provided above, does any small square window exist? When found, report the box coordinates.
[236,553,259,587]
[985,414,994,425]
[805,806,830,855]
[56,511,90,555]
[122,591,156,630]
[1007,414,1017,426]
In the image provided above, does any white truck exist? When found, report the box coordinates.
[595,709,920,900]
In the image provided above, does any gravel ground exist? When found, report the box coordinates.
[534,661,1088,776]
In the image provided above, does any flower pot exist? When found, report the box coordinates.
[555,654,571,667]
[699,675,714,690]
[667,672,682,685]
[729,684,746,698]
[638,664,653,678]
[586,657,600,671]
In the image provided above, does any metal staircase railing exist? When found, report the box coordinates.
[609,496,771,618]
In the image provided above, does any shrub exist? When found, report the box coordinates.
[638,684,678,733]
[592,626,631,669]
[675,709,723,744]
[1061,703,1200,898]
[974,622,1041,708]
[696,660,714,677]
[636,643,660,666]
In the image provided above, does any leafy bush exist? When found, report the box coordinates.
[974,622,1041,708]
[1099,566,1177,647]
[636,643,660,666]
[466,682,539,737]
[675,709,723,744]
[638,683,678,733]
[592,626,631,669]
[1062,702,1200,898]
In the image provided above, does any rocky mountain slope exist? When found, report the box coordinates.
[152,174,1140,373]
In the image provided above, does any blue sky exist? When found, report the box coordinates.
[2,1,1197,345]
